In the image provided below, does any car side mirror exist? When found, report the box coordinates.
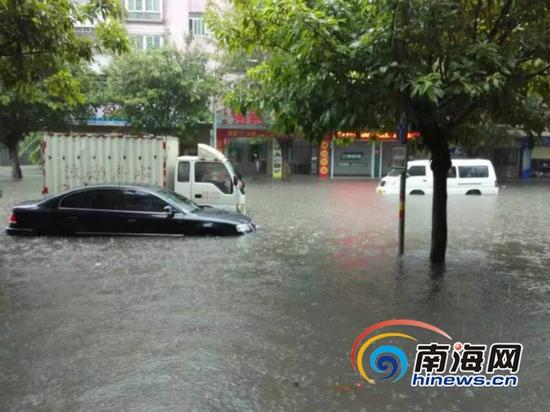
[164,205,175,218]
[233,175,239,186]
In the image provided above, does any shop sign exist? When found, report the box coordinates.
[392,146,407,169]
[319,140,330,178]
[273,140,283,179]
[216,129,272,139]
[335,130,420,141]
[216,109,267,129]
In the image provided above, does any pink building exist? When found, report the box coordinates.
[123,0,214,52]
[75,0,217,53]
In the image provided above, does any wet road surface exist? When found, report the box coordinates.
[1,167,549,411]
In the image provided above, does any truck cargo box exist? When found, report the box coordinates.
[42,133,179,194]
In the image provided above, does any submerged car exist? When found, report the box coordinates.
[6,185,256,237]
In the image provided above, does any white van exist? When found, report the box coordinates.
[174,144,247,213]
[376,159,499,195]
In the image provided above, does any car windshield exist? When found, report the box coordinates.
[156,188,200,213]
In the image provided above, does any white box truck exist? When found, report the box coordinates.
[42,133,246,213]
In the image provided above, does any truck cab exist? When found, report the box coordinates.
[174,144,246,213]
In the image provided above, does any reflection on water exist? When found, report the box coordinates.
[1,169,549,411]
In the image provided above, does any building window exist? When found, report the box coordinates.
[75,26,94,37]
[126,0,162,20]
[129,34,163,51]
[189,13,209,37]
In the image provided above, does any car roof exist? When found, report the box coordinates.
[407,159,494,165]
[450,158,493,165]
[407,160,430,166]
[45,184,167,201]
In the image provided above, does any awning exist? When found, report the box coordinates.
[531,146,550,160]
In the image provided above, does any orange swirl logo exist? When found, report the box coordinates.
[351,319,451,384]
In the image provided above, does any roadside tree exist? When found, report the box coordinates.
[210,0,550,262]
[103,47,218,138]
[0,0,128,178]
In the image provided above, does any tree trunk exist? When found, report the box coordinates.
[7,140,23,179]
[277,137,292,180]
[428,134,451,263]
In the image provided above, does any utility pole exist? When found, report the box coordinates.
[396,116,409,255]
[210,97,217,148]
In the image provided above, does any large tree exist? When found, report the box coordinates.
[0,0,128,178]
[103,47,218,137]
[210,0,550,262]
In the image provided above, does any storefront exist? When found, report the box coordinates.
[215,109,421,178]
[215,110,271,176]
[530,136,550,178]
[326,131,421,178]
[215,109,318,177]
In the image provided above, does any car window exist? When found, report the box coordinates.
[156,188,199,213]
[177,161,190,182]
[448,166,457,178]
[408,165,426,176]
[195,161,233,194]
[458,166,489,178]
[60,189,122,210]
[123,190,168,212]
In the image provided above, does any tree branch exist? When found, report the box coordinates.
[472,0,482,40]
[523,64,550,79]
[487,0,513,42]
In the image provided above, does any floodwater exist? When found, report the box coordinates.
[1,167,549,411]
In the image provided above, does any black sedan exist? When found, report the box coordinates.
[6,185,256,237]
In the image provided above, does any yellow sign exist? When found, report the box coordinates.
[272,140,282,178]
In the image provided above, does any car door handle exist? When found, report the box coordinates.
[127,219,137,224]
[194,194,202,199]
[68,216,78,222]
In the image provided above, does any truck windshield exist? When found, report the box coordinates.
[224,161,236,178]
[226,161,246,192]
[157,188,200,213]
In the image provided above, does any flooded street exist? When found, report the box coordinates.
[1,167,549,411]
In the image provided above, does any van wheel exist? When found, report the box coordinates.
[410,190,425,195]
[466,190,481,195]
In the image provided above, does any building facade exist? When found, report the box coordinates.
[75,0,214,54]
[124,0,214,53]
[214,109,422,178]
[71,1,550,181]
